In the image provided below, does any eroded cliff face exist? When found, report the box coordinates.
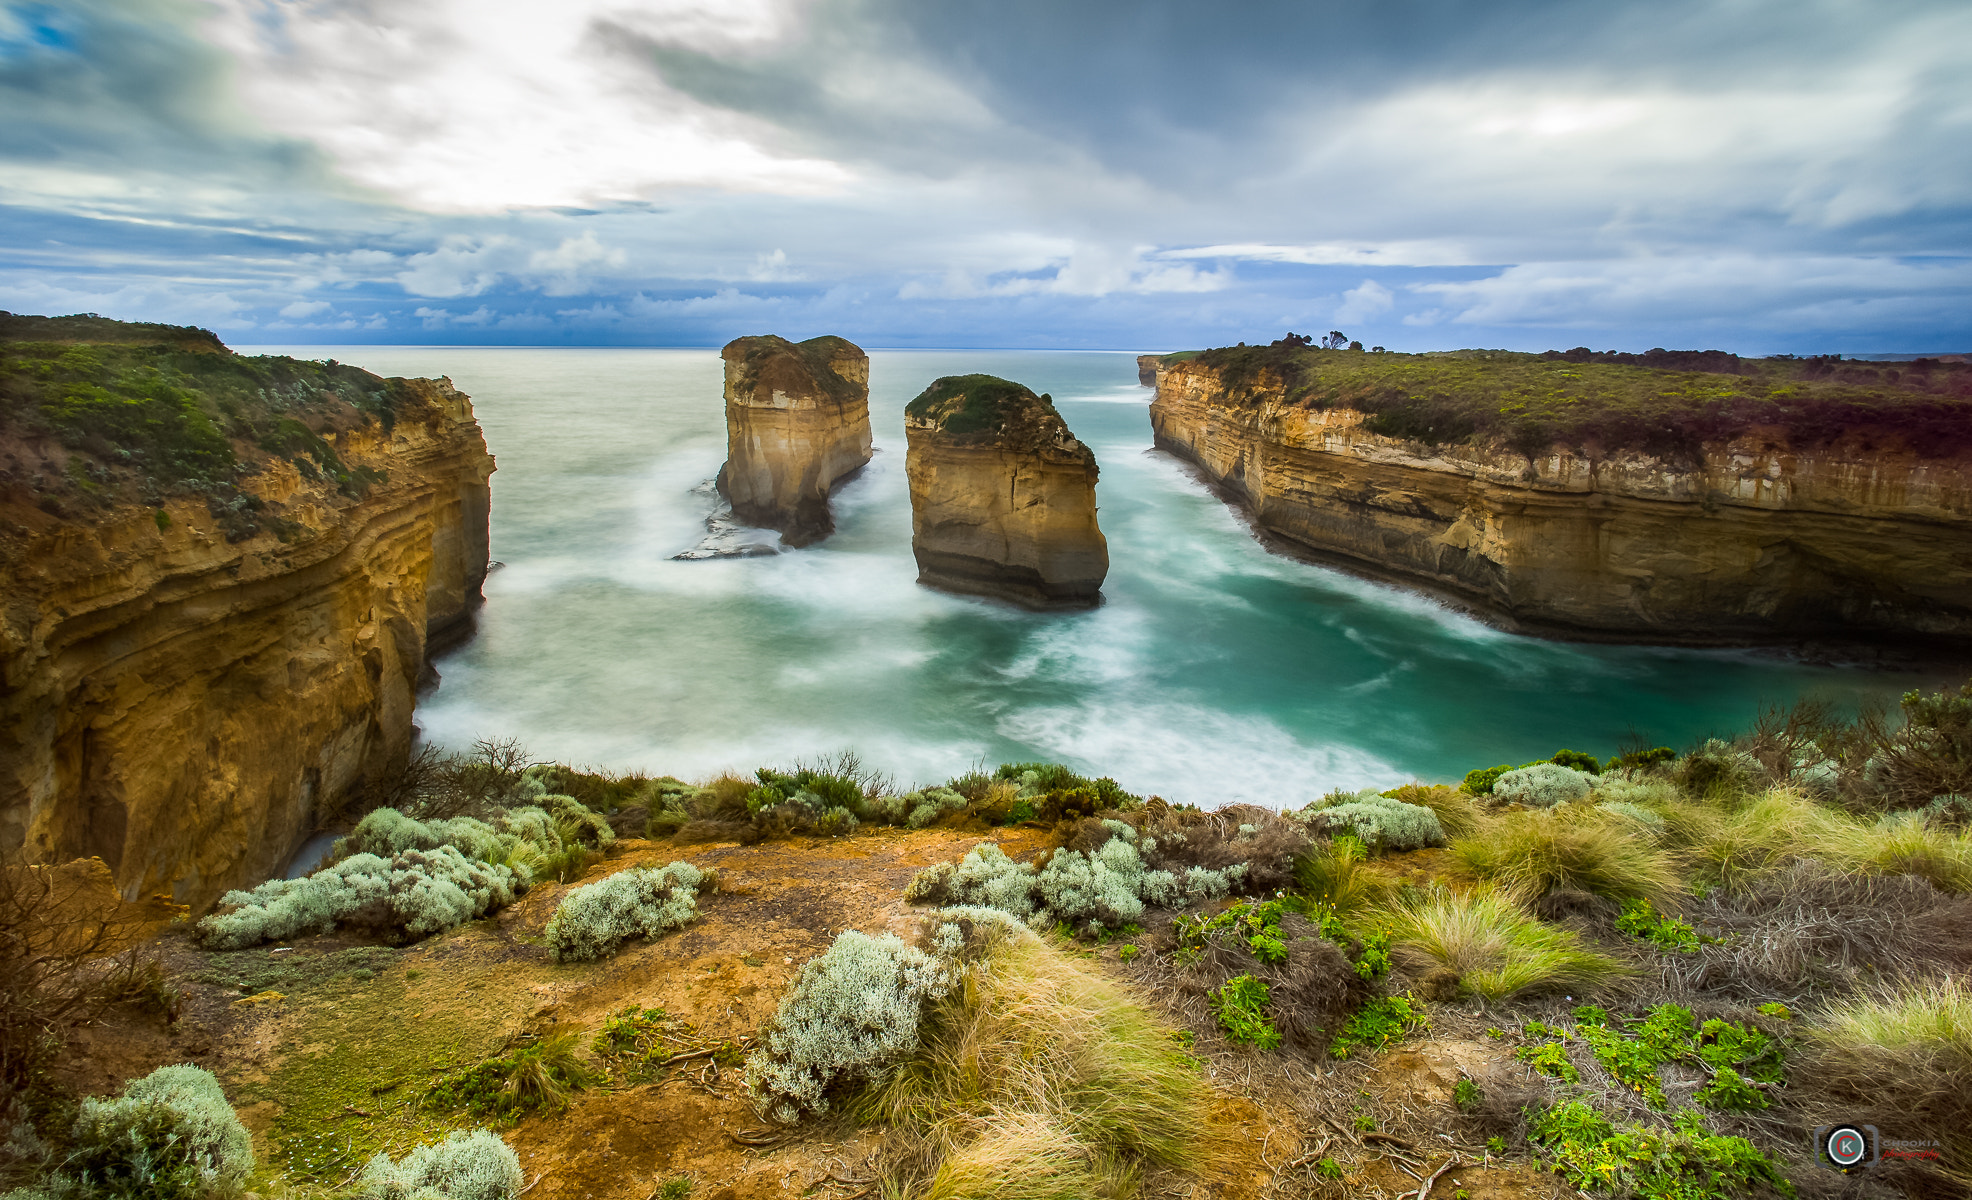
[1152,359,1972,641]
[1,378,493,908]
[716,335,872,547]
[904,375,1107,608]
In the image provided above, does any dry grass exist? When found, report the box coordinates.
[1290,837,1388,917]
[1687,789,1972,895]
[1449,806,1683,909]
[859,924,1215,1197]
[1798,977,1972,1196]
[1374,885,1629,1003]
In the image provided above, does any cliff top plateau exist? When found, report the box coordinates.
[720,333,868,406]
[1162,338,1972,461]
[6,681,1971,1200]
[904,373,1098,469]
[1,312,465,536]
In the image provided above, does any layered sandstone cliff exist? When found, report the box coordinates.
[1152,355,1972,642]
[1,325,493,909]
[716,334,872,547]
[905,375,1107,608]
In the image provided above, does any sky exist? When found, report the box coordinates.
[1,0,1968,352]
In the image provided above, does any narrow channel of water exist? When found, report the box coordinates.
[247,346,1948,805]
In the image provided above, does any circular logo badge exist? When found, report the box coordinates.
[1825,1125,1869,1168]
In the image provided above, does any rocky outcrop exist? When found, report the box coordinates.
[1137,355,1163,387]
[904,375,1108,608]
[1152,358,1972,642]
[716,335,872,547]
[1,355,493,909]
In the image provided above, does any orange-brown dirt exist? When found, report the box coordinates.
[65,826,1563,1200]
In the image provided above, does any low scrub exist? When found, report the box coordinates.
[543,861,711,963]
[1491,762,1595,808]
[426,1030,600,1123]
[1376,886,1627,1002]
[1293,790,1445,851]
[1528,1102,1791,1199]
[355,1130,524,1200]
[905,824,1247,932]
[19,1065,254,1200]
[196,846,522,950]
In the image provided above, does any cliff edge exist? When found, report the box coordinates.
[0,313,494,908]
[904,374,1107,608]
[716,334,871,547]
[1151,341,1972,643]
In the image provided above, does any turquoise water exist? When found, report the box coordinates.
[249,347,1945,805]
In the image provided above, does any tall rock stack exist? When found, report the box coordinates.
[716,334,872,547]
[904,374,1108,609]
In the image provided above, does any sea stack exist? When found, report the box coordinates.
[716,334,872,547]
[904,374,1108,608]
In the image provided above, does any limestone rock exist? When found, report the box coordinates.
[2,367,492,910]
[1137,355,1163,387]
[716,334,872,547]
[1150,357,1972,642]
[904,375,1108,608]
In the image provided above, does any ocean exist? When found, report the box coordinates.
[245,346,1945,804]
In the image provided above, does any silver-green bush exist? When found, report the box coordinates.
[1296,790,1447,849]
[905,826,1246,928]
[543,861,708,963]
[354,1129,522,1200]
[196,846,521,950]
[745,929,957,1123]
[60,1065,253,1200]
[1491,763,1594,808]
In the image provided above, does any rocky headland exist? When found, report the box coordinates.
[0,314,493,908]
[715,334,872,547]
[903,374,1108,608]
[1152,342,1972,643]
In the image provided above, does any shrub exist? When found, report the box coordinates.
[1463,765,1513,795]
[338,808,509,863]
[1528,1103,1791,1198]
[1295,791,1445,851]
[196,846,522,949]
[61,1065,253,1200]
[1450,808,1682,908]
[905,829,1246,928]
[1380,784,1478,840]
[354,1130,523,1200]
[1549,749,1601,774]
[1375,886,1627,1002]
[1210,975,1281,1048]
[543,862,709,963]
[745,929,957,1122]
[1491,763,1593,808]
[1329,994,1427,1059]
[1677,739,1764,797]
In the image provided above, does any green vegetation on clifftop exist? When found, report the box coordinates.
[1179,339,1972,459]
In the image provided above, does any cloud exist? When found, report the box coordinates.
[279,299,331,318]
[1334,280,1394,325]
[1411,254,1972,335]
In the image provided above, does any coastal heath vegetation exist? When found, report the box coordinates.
[1180,335,1972,460]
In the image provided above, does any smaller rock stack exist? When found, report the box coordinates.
[904,374,1108,609]
[716,334,872,547]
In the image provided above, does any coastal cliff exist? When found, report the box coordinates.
[0,315,494,908]
[716,334,872,547]
[1151,344,1972,642]
[904,374,1107,608]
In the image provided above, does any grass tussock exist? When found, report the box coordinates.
[1449,806,1683,909]
[859,924,1214,1197]
[1800,977,1972,1194]
[1375,886,1628,1003]
[1290,836,1387,917]
[1380,783,1479,840]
